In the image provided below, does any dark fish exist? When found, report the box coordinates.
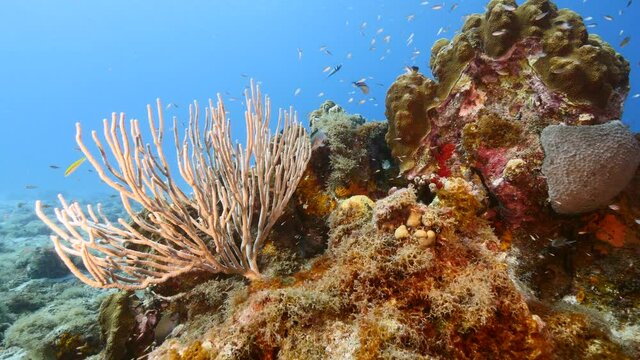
[620,37,631,48]
[49,165,60,169]
[550,237,576,248]
[404,65,419,74]
[353,80,370,94]
[25,185,38,189]
[327,64,342,78]
[627,0,632,7]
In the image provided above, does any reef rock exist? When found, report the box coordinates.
[385,0,630,227]
[541,121,640,214]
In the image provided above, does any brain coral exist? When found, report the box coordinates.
[541,121,640,214]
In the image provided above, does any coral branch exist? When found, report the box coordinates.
[35,80,311,289]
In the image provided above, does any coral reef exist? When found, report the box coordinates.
[147,182,634,359]
[2,286,104,359]
[385,0,633,229]
[304,100,403,201]
[6,0,639,358]
[98,291,137,360]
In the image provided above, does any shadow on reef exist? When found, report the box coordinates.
[7,0,640,359]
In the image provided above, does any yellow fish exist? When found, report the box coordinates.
[64,157,87,177]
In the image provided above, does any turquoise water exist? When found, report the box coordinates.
[0,0,638,201]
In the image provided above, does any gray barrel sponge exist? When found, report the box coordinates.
[541,121,640,214]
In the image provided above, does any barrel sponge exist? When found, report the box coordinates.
[541,121,640,214]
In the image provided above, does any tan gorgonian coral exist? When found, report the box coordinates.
[35,81,311,289]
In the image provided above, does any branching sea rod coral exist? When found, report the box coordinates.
[35,81,311,289]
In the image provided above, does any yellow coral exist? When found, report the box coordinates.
[334,195,375,226]
[435,177,484,226]
[295,170,336,217]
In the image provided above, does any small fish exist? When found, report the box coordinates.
[632,93,640,98]
[492,29,508,36]
[584,16,593,21]
[327,64,342,78]
[376,28,384,35]
[404,65,420,73]
[65,157,87,177]
[450,3,458,12]
[628,0,632,7]
[358,99,366,105]
[620,37,631,48]
[535,11,549,21]
[502,4,516,11]
[49,165,60,169]
[556,21,573,30]
[432,4,443,10]
[608,204,621,211]
[319,46,332,56]
[240,73,249,78]
[407,14,415,22]
[383,35,391,43]
[318,92,325,97]
[353,80,370,94]
[406,33,415,46]
[294,88,301,96]
[550,237,576,248]
[635,219,640,225]
[310,131,327,151]
[359,21,367,36]
[25,185,38,189]
[322,65,332,73]
[587,23,598,28]
[604,15,613,21]
[619,30,625,36]
[411,50,421,60]
[297,47,303,60]
[346,52,352,59]
[348,97,354,103]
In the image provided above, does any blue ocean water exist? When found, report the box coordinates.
[0,0,638,201]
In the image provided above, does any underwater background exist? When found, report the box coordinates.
[1,1,640,359]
